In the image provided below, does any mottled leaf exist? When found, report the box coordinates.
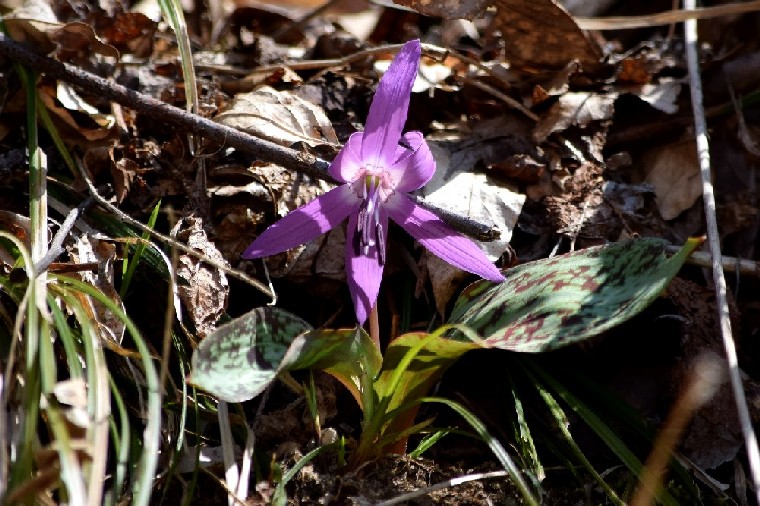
[449,237,701,352]
[189,307,312,403]
[189,307,379,404]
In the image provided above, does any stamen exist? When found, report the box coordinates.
[376,222,385,265]
[353,175,386,262]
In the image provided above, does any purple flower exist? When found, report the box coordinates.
[243,40,505,324]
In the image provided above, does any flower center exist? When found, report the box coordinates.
[353,173,387,264]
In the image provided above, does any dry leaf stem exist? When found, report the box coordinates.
[683,1,760,501]
[0,33,499,242]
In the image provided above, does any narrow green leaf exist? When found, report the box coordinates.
[420,396,540,506]
[374,332,478,417]
[120,199,161,298]
[449,237,701,352]
[533,380,624,505]
[409,429,452,458]
[509,375,544,482]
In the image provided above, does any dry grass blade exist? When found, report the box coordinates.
[576,0,760,30]
[683,1,760,502]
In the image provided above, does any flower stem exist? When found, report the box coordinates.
[369,304,380,351]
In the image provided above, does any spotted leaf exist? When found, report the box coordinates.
[189,307,379,403]
[448,237,702,352]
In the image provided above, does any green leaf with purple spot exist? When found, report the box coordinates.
[448,237,702,352]
[189,307,380,403]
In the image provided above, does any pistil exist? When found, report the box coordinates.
[354,175,385,264]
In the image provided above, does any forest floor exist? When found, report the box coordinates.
[1,0,760,504]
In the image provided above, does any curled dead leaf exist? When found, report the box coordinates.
[69,235,127,347]
[173,216,229,339]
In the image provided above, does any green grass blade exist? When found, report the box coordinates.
[39,302,88,505]
[419,396,539,506]
[509,373,544,482]
[526,360,681,506]
[532,379,624,504]
[53,276,161,506]
[121,200,162,298]
[107,373,131,506]
[272,442,338,506]
[409,429,452,458]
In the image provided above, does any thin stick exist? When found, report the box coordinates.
[34,197,94,273]
[376,470,509,506]
[683,2,760,501]
[577,0,760,30]
[666,245,760,277]
[76,163,275,299]
[0,33,498,242]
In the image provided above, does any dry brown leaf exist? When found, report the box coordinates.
[98,12,157,57]
[241,163,334,277]
[423,254,471,317]
[50,22,119,60]
[534,91,618,143]
[488,0,604,72]
[5,4,120,60]
[286,227,347,289]
[215,86,339,149]
[38,83,116,142]
[173,216,230,339]
[642,140,701,220]
[3,0,59,53]
[392,0,490,20]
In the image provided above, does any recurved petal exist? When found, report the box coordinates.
[360,40,420,168]
[386,194,505,282]
[242,184,359,259]
[328,132,364,183]
[345,209,388,324]
[388,131,435,192]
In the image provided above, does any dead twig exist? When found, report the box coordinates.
[683,2,760,501]
[668,246,760,277]
[0,33,499,241]
[375,470,509,506]
[576,0,760,30]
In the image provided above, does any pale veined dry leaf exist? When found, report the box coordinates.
[214,86,339,148]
